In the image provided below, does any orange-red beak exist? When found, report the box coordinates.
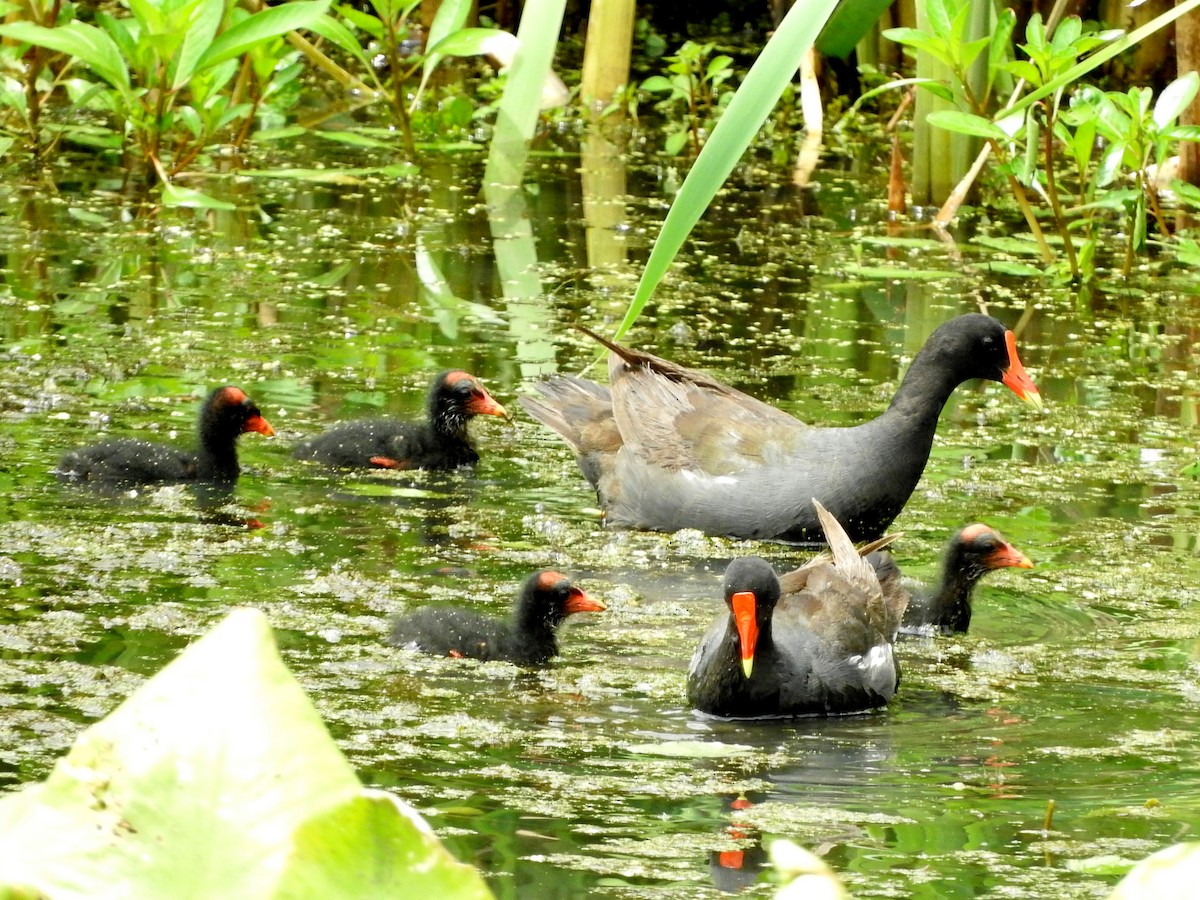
[986,540,1034,570]
[1000,330,1043,410]
[564,587,606,615]
[731,591,758,679]
[467,387,510,420]
[243,415,274,437]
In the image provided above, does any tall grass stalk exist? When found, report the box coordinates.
[482,0,567,188]
[612,0,840,338]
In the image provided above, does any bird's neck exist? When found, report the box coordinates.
[884,345,967,433]
[196,418,240,480]
[431,407,471,441]
[928,556,983,633]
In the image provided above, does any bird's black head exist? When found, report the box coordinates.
[202,386,274,439]
[924,314,1042,407]
[515,570,605,632]
[429,370,508,430]
[946,523,1034,583]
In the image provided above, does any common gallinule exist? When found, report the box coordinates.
[57,386,274,485]
[521,314,1042,544]
[879,524,1033,635]
[294,370,508,470]
[388,570,605,665]
[687,500,907,718]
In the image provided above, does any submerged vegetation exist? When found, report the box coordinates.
[1,0,1200,896]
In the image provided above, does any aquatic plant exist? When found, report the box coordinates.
[639,40,736,157]
[882,0,1200,281]
[0,0,331,201]
[0,608,491,898]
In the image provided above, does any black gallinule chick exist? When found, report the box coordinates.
[57,386,274,485]
[294,370,508,470]
[687,500,907,718]
[877,523,1033,635]
[388,570,605,665]
[521,314,1042,544]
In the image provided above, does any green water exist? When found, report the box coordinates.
[2,145,1200,899]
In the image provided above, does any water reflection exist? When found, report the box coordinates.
[2,140,1200,900]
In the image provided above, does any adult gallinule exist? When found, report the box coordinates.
[877,524,1033,635]
[687,500,907,717]
[57,386,274,485]
[294,370,508,470]
[521,314,1042,544]
[388,570,605,665]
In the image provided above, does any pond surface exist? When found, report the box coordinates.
[2,134,1200,898]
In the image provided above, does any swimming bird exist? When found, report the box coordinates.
[520,314,1041,544]
[687,500,907,717]
[295,370,508,470]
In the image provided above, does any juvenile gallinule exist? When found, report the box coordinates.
[880,524,1033,635]
[57,386,274,485]
[294,370,508,470]
[521,314,1042,544]
[388,570,605,665]
[687,500,907,718]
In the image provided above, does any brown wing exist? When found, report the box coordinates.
[519,375,620,457]
[576,326,808,476]
[778,502,908,651]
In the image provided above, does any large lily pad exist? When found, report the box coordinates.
[1109,842,1200,898]
[0,608,491,900]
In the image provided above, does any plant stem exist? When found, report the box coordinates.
[1041,106,1077,277]
[988,139,1055,262]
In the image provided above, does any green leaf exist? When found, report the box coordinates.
[424,0,473,66]
[614,0,841,336]
[306,13,371,66]
[859,236,947,249]
[926,109,1009,140]
[1003,59,1042,86]
[883,27,956,67]
[959,35,990,70]
[161,183,237,210]
[172,0,224,91]
[0,135,14,159]
[984,261,1044,277]
[127,0,166,33]
[639,75,673,92]
[428,26,509,60]
[925,0,955,39]
[337,5,383,40]
[313,129,395,148]
[1154,71,1200,129]
[664,128,690,156]
[816,0,894,59]
[0,609,493,899]
[972,235,1045,255]
[1166,124,1200,142]
[0,20,130,95]
[986,8,1016,93]
[255,124,308,141]
[198,0,332,70]
[237,164,417,181]
[838,265,956,280]
[626,741,755,759]
[1172,181,1200,210]
[1181,458,1200,476]
[998,0,1200,121]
